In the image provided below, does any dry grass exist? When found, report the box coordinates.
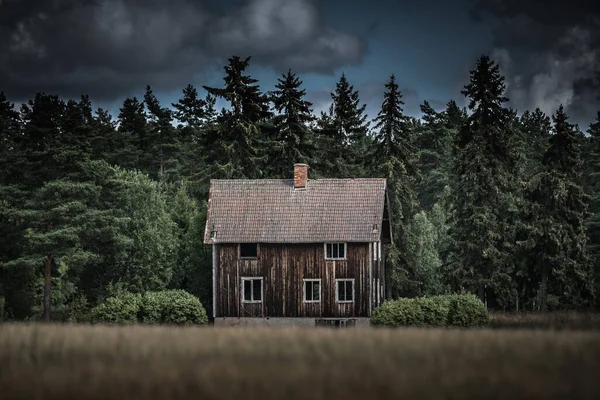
[1,324,599,400]
[489,311,600,330]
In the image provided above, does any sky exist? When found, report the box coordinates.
[0,0,599,128]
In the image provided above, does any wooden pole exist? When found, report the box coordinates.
[43,256,51,322]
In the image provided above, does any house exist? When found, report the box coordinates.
[203,163,391,326]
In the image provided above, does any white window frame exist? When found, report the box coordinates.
[239,243,259,260]
[241,277,263,303]
[324,242,347,260]
[335,278,355,303]
[303,279,322,303]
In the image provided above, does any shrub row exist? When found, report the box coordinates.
[90,289,208,325]
[370,293,488,328]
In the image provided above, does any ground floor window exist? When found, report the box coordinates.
[241,277,263,303]
[303,279,321,302]
[336,279,354,303]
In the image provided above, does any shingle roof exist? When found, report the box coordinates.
[204,178,387,244]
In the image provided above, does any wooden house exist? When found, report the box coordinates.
[204,164,391,326]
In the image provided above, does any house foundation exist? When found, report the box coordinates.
[214,317,371,327]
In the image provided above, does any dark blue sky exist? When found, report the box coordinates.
[1,0,599,126]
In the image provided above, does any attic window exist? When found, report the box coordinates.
[325,243,346,260]
[240,243,258,259]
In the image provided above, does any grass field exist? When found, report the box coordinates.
[1,323,599,400]
[489,311,600,330]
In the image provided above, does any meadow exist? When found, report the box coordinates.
[1,322,600,400]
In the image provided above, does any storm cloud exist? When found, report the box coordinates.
[470,0,600,127]
[0,0,367,101]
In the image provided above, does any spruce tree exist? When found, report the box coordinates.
[117,97,147,170]
[372,75,420,298]
[268,69,315,177]
[328,73,370,177]
[444,100,467,132]
[202,56,273,180]
[584,111,600,308]
[524,105,594,310]
[520,108,552,179]
[445,55,520,308]
[0,92,22,185]
[172,84,206,129]
[144,85,180,182]
[415,101,452,210]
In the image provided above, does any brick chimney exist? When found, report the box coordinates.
[293,163,308,189]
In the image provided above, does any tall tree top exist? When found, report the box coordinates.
[544,105,582,175]
[203,55,271,123]
[588,111,600,142]
[171,84,206,128]
[330,72,369,142]
[373,74,405,152]
[270,69,313,125]
[461,55,508,123]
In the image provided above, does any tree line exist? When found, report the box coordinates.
[1,54,599,321]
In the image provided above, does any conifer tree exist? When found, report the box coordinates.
[268,69,315,177]
[524,105,594,310]
[144,85,180,182]
[584,111,600,308]
[328,73,370,177]
[372,75,420,298]
[444,100,467,131]
[117,97,147,170]
[0,92,21,185]
[415,101,452,210]
[445,55,520,308]
[520,108,552,178]
[202,56,272,180]
[172,84,206,129]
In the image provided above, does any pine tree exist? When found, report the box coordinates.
[372,75,420,298]
[444,100,467,131]
[524,105,594,310]
[415,101,452,210]
[201,56,273,180]
[328,73,370,177]
[445,55,520,308]
[172,84,207,129]
[0,92,22,185]
[117,97,147,170]
[19,93,66,186]
[584,111,600,309]
[144,86,180,182]
[268,69,315,177]
[520,108,552,178]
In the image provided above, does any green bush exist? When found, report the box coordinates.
[447,294,489,327]
[417,296,451,327]
[371,294,488,328]
[89,291,142,324]
[371,298,424,327]
[90,289,208,325]
[140,290,208,325]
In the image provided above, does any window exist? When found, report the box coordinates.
[325,243,346,260]
[303,279,321,303]
[240,243,258,259]
[241,277,263,303]
[336,279,354,303]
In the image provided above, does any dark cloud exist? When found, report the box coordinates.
[469,0,600,126]
[0,0,367,101]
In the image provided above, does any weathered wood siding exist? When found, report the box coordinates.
[215,243,372,318]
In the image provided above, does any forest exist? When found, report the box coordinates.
[0,53,599,322]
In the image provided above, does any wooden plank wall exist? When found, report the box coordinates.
[215,243,371,318]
